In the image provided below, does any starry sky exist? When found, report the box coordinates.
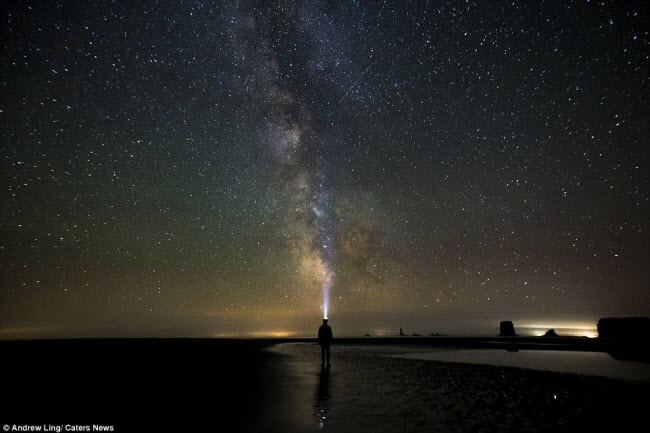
[1,0,648,338]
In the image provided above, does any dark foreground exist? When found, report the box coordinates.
[2,338,649,432]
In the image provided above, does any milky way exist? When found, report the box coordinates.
[1,0,648,338]
[237,4,336,319]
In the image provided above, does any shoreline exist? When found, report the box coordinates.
[2,335,646,356]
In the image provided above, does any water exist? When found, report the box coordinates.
[392,348,650,382]
[262,343,650,432]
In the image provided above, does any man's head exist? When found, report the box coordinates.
[323,319,328,324]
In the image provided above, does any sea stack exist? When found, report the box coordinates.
[597,317,650,339]
[499,321,517,336]
[544,329,559,337]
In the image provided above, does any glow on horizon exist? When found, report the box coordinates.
[213,330,295,338]
[518,322,598,338]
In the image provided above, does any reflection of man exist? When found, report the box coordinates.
[318,319,333,367]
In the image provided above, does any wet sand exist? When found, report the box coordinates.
[267,343,650,432]
[2,339,649,432]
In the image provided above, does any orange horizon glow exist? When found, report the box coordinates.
[517,322,599,338]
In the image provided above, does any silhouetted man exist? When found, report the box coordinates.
[318,319,333,367]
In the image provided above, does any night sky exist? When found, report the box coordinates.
[1,0,648,338]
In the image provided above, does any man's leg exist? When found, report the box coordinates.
[321,345,325,366]
[326,346,331,366]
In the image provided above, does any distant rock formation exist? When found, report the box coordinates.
[597,317,650,339]
[363,334,371,337]
[499,321,517,336]
[430,332,446,337]
[543,329,559,337]
[399,327,405,336]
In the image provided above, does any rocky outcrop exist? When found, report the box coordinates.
[499,321,517,336]
[597,317,650,339]
[543,329,558,337]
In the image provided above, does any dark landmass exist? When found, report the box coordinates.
[499,320,517,336]
[544,329,559,337]
[2,339,293,432]
[598,317,650,340]
[2,337,648,432]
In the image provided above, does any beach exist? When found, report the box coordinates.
[2,339,649,432]
[266,343,650,432]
